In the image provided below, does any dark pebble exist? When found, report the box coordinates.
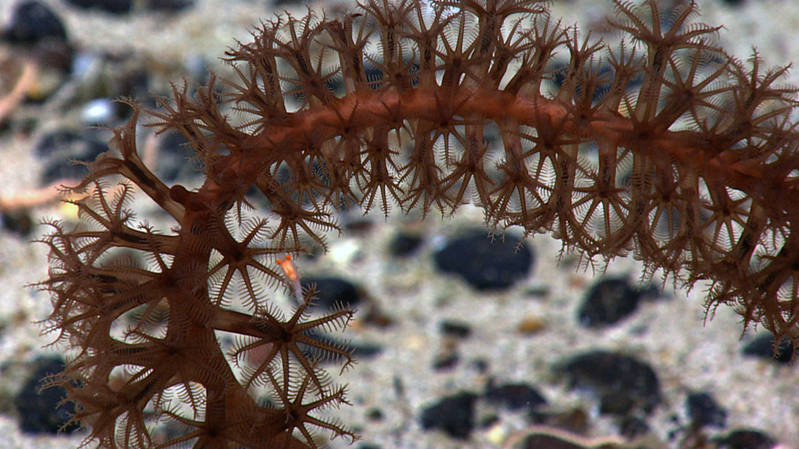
[577,277,645,328]
[36,129,108,185]
[143,0,195,12]
[387,231,423,257]
[483,381,547,412]
[438,319,471,339]
[365,407,383,421]
[65,0,132,14]
[35,129,82,157]
[433,230,533,291]
[3,1,67,43]
[348,341,383,359]
[470,358,489,373]
[419,391,477,439]
[13,356,79,434]
[301,276,361,310]
[431,352,459,370]
[554,350,661,415]
[713,428,776,449]
[686,391,727,428]
[1,209,35,237]
[343,217,374,234]
[741,333,796,363]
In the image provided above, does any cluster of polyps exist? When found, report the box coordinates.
[38,0,799,447]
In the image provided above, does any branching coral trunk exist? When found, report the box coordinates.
[37,0,799,448]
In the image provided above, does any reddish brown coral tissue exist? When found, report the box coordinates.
[38,0,799,447]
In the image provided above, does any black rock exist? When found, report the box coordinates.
[419,391,478,439]
[483,381,547,412]
[438,319,471,339]
[555,350,661,415]
[1,209,34,237]
[432,352,460,371]
[433,230,533,291]
[470,358,489,373]
[348,340,383,359]
[300,276,361,310]
[343,217,374,233]
[65,0,133,14]
[714,429,776,449]
[35,129,80,157]
[742,333,795,363]
[686,391,727,428]
[577,277,643,328]
[365,407,383,421]
[3,1,67,43]
[387,231,423,257]
[143,0,195,12]
[13,356,79,434]
[36,129,108,185]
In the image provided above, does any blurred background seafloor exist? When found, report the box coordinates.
[0,0,799,448]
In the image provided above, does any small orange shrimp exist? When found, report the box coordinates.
[276,254,304,300]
